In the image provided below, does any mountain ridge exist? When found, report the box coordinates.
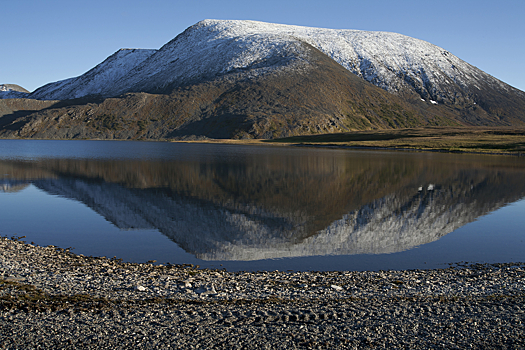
[1,19,524,139]
[30,49,158,100]
[28,20,525,103]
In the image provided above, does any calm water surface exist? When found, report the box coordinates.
[1,140,524,271]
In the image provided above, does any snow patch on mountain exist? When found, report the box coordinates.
[109,29,311,95]
[185,20,507,102]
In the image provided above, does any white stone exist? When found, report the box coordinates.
[331,285,343,291]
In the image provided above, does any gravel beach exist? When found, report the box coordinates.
[1,236,524,349]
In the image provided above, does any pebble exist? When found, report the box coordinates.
[1,237,524,349]
[331,284,343,291]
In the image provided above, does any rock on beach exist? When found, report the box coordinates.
[1,237,524,349]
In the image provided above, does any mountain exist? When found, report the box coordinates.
[30,49,157,100]
[1,20,525,140]
[0,84,29,99]
[29,20,525,105]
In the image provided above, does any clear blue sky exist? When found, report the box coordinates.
[2,0,524,92]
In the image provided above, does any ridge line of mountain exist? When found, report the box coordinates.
[1,19,524,140]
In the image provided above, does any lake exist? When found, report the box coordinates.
[1,139,524,271]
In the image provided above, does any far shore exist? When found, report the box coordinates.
[2,126,524,156]
[172,126,525,156]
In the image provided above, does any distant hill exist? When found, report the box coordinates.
[1,20,524,140]
[0,84,30,99]
[0,84,29,93]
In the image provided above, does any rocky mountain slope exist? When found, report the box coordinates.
[1,20,524,139]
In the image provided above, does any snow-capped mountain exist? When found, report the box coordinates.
[0,84,29,99]
[2,20,525,140]
[28,19,523,105]
[30,49,157,100]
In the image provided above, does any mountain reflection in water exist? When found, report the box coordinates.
[1,149,525,261]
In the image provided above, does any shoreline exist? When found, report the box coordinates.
[2,126,525,157]
[2,135,522,157]
[2,237,524,348]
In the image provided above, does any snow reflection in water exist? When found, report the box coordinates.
[1,140,524,270]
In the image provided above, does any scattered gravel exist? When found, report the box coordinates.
[1,236,524,349]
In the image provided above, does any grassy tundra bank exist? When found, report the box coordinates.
[263,127,525,155]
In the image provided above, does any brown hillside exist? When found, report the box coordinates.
[0,44,523,140]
